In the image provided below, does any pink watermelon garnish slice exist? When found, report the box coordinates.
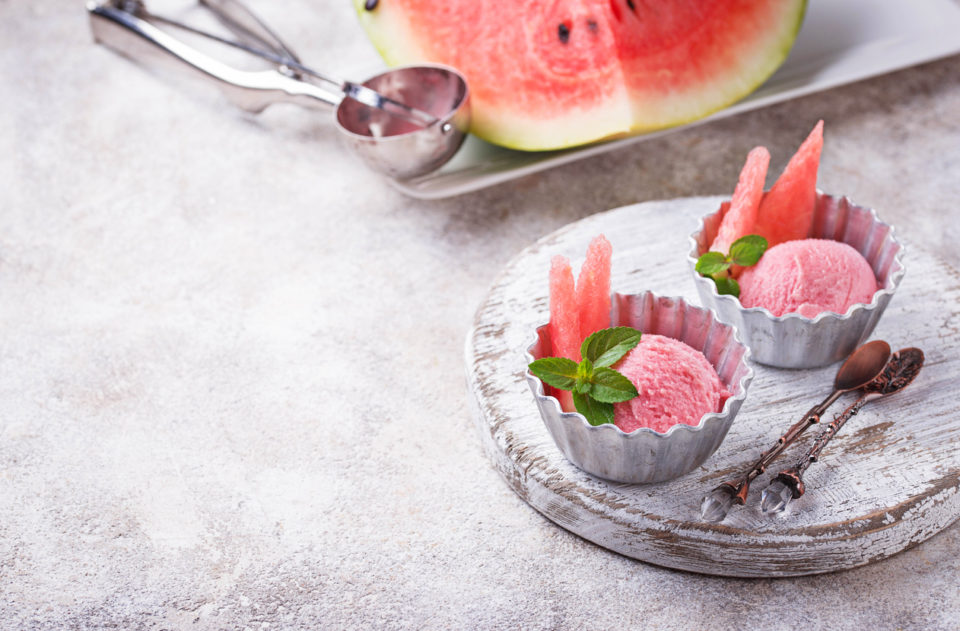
[549,255,581,363]
[549,255,580,411]
[709,146,770,256]
[355,1,807,150]
[576,234,612,341]
[753,120,824,248]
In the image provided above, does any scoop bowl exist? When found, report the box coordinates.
[336,64,471,179]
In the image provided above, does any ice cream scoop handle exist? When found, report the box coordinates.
[88,2,342,113]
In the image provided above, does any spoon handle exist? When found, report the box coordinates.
[754,401,826,476]
[770,393,874,502]
[796,393,872,477]
[711,391,837,503]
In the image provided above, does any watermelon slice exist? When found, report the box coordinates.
[549,255,581,363]
[355,0,807,151]
[549,255,579,411]
[709,146,770,256]
[753,120,824,248]
[576,234,612,340]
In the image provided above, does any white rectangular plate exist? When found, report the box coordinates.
[389,0,960,199]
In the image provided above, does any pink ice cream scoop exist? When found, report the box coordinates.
[613,334,730,434]
[738,239,878,318]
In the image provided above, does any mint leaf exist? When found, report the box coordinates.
[528,357,579,391]
[576,358,594,382]
[589,367,638,403]
[696,251,730,277]
[581,327,642,368]
[531,331,640,422]
[573,392,615,426]
[728,235,768,267]
[572,357,595,395]
[714,276,740,297]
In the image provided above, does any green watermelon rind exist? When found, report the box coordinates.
[651,2,807,129]
[353,1,808,151]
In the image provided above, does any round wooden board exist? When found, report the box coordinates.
[465,197,960,577]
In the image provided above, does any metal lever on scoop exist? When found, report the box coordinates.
[198,0,301,64]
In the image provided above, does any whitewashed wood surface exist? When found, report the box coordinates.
[465,196,960,577]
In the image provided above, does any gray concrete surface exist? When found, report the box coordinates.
[2,1,959,629]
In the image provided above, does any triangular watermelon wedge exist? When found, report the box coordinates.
[753,120,824,248]
[709,146,770,256]
[355,0,807,150]
[549,254,579,411]
[576,234,612,341]
[549,255,581,363]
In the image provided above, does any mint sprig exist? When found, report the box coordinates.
[712,276,740,297]
[695,234,769,297]
[528,326,641,426]
[729,235,768,266]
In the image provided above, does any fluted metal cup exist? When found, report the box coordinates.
[525,292,753,484]
[688,193,905,369]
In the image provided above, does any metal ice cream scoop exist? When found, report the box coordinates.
[87,0,471,179]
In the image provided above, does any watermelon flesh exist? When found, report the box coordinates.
[548,255,579,411]
[710,146,770,256]
[549,255,581,363]
[548,237,614,412]
[355,0,807,151]
[576,235,612,341]
[753,119,824,248]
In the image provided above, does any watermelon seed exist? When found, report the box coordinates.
[587,19,598,33]
[558,23,571,43]
[364,0,378,10]
[626,0,636,11]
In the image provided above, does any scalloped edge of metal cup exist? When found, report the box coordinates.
[687,192,906,369]
[524,291,753,484]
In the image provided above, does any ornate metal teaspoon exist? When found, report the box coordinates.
[761,347,925,514]
[700,340,891,523]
